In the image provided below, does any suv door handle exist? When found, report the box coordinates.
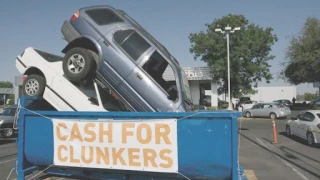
[136,72,143,80]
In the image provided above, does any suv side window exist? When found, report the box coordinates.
[85,8,124,25]
[114,29,151,61]
[142,51,178,100]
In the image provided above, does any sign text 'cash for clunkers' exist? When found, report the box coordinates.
[53,120,178,172]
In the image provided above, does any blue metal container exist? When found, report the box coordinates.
[16,96,246,180]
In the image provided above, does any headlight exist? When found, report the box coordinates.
[0,120,3,124]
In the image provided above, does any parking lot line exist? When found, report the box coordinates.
[0,158,15,165]
[256,138,310,180]
[244,170,258,180]
[0,142,16,148]
[276,156,309,180]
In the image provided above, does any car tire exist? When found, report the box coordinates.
[269,113,277,119]
[286,125,291,136]
[23,74,46,97]
[245,111,251,118]
[307,132,315,146]
[1,128,14,138]
[63,47,95,82]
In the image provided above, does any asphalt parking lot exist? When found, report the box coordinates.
[239,112,320,180]
[0,110,319,180]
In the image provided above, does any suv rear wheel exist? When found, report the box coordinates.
[63,47,95,82]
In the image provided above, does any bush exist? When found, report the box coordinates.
[206,106,218,110]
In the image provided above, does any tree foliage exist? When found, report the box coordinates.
[304,92,319,101]
[0,81,13,88]
[189,14,278,98]
[281,17,320,84]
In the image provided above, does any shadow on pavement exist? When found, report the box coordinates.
[238,128,249,131]
[279,132,320,149]
[0,139,15,145]
[239,132,320,179]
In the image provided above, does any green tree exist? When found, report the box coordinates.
[0,81,13,88]
[304,92,318,101]
[189,14,278,98]
[281,17,320,84]
[296,94,304,101]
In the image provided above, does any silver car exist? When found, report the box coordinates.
[243,102,291,119]
[60,5,193,112]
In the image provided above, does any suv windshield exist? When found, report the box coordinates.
[180,69,192,103]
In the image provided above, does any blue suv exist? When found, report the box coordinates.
[61,5,194,112]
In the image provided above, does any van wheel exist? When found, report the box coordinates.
[23,74,46,96]
[63,47,95,82]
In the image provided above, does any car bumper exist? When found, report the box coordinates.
[278,111,291,117]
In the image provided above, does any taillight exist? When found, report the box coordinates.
[317,124,320,129]
[71,10,80,22]
[22,75,27,82]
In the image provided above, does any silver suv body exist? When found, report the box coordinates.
[61,5,193,112]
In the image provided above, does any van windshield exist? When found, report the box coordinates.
[180,69,192,103]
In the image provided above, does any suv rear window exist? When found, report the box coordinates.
[114,29,151,61]
[85,8,124,25]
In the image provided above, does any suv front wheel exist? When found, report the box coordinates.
[63,47,95,82]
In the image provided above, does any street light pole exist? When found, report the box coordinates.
[215,25,241,111]
[226,30,232,110]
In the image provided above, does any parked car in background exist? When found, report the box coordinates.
[286,110,320,146]
[202,96,211,106]
[239,100,257,111]
[60,5,193,112]
[243,102,291,119]
[236,97,251,108]
[0,105,18,138]
[309,97,320,105]
[273,99,292,108]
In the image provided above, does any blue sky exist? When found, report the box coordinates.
[0,0,319,94]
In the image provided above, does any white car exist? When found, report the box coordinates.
[286,110,320,146]
[16,47,129,112]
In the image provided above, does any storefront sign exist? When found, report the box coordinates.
[185,70,204,79]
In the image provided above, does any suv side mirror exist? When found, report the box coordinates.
[88,97,98,105]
